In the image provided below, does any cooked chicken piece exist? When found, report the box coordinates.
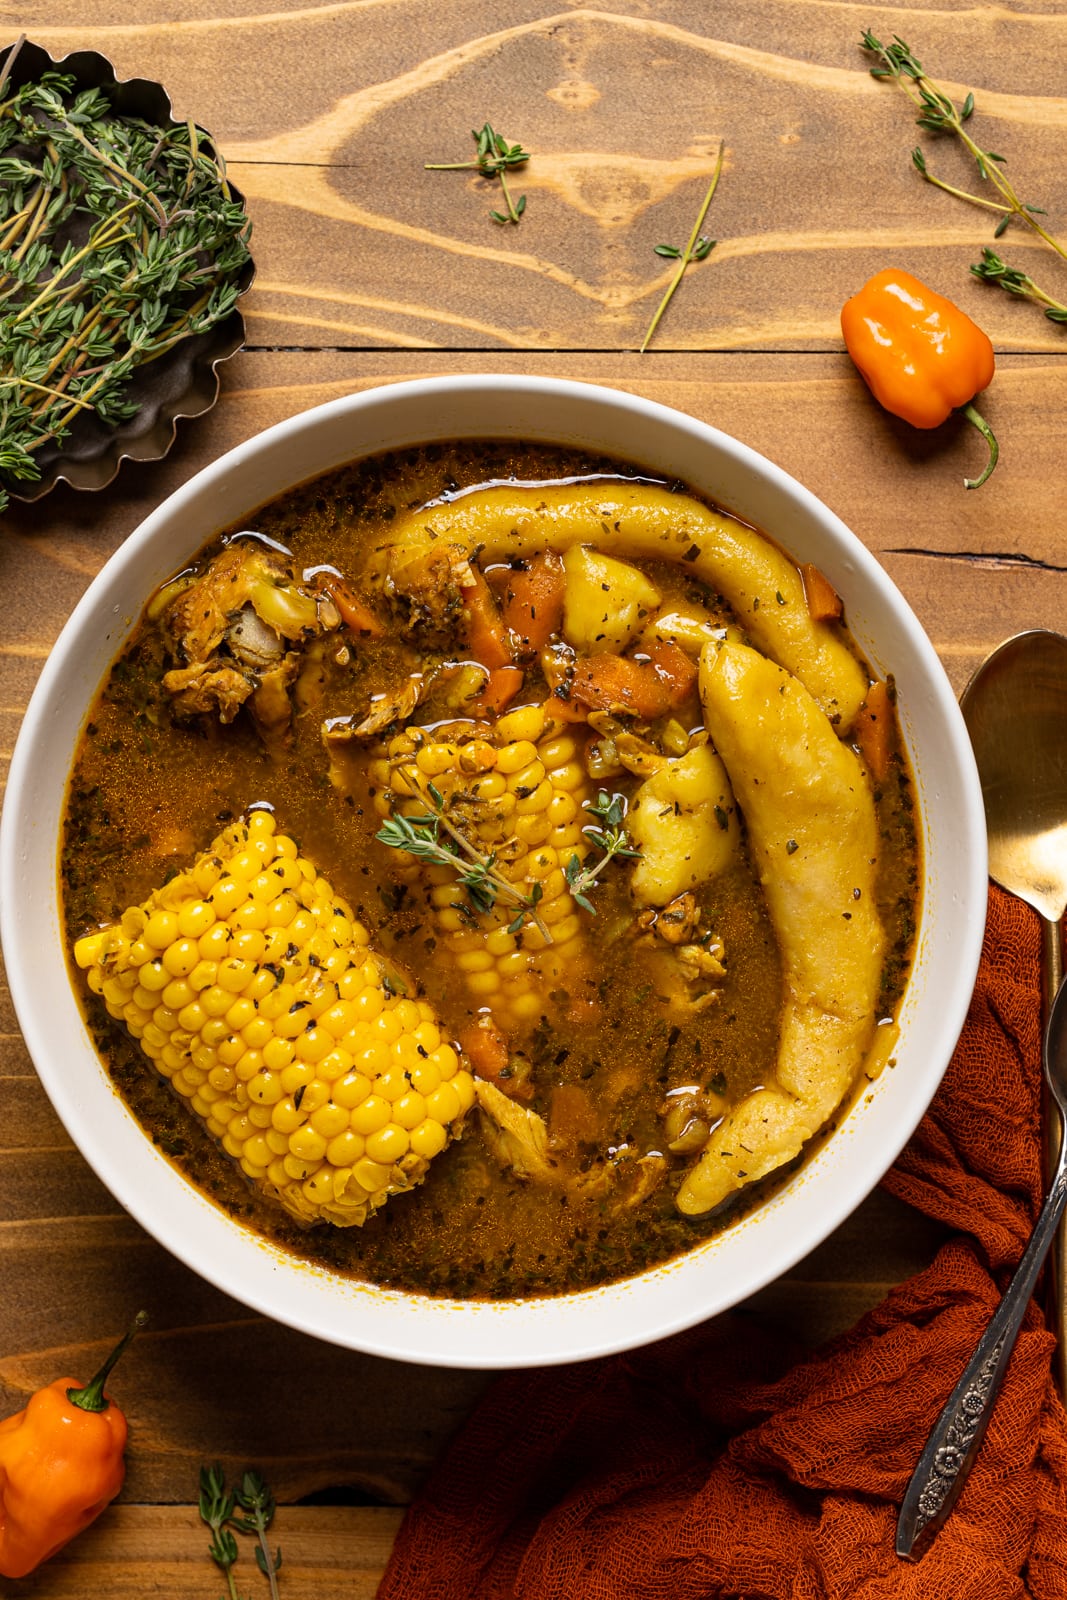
[636,891,702,945]
[571,1148,669,1212]
[474,1078,667,1214]
[156,537,351,745]
[326,674,429,744]
[162,662,254,724]
[585,714,669,781]
[474,1078,558,1183]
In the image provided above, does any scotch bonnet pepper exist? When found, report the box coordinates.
[0,1313,145,1579]
[841,267,999,489]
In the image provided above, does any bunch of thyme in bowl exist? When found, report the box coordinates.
[0,37,252,512]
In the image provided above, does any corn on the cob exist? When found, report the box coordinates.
[73,809,474,1227]
[369,702,593,1030]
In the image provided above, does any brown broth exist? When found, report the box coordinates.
[61,440,920,1298]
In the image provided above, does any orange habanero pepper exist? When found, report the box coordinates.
[0,1312,145,1579]
[841,267,999,489]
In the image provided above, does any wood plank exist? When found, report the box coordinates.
[0,1505,404,1599]
[9,4,1067,350]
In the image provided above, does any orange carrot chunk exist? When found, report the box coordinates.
[498,550,566,651]
[799,562,844,623]
[318,576,387,638]
[467,665,525,716]
[462,569,517,669]
[854,679,893,782]
[566,644,698,721]
[457,1016,533,1100]
[644,639,700,706]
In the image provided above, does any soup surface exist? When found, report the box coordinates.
[62,439,919,1298]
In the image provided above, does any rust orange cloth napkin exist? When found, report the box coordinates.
[377,887,1067,1599]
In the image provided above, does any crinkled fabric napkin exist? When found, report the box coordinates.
[378,887,1067,1599]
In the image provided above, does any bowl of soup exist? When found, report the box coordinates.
[0,375,986,1367]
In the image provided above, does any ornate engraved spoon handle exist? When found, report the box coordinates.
[896,1162,1067,1558]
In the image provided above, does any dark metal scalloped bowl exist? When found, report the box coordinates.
[0,38,254,503]
[0,376,987,1368]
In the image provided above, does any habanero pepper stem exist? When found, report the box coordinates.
[840,267,999,489]
[0,1311,147,1579]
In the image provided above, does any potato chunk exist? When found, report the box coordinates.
[628,743,740,906]
[561,545,661,653]
[676,639,885,1215]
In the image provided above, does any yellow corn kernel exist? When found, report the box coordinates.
[538,734,578,770]
[495,704,547,743]
[514,813,552,846]
[495,739,539,775]
[73,811,473,1228]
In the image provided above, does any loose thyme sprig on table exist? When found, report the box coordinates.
[0,35,252,512]
[376,770,552,942]
[564,790,642,914]
[231,1472,282,1600]
[641,140,724,353]
[425,121,530,224]
[861,32,1067,322]
[199,1466,282,1600]
[198,1465,243,1600]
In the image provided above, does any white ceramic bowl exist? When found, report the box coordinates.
[0,376,986,1368]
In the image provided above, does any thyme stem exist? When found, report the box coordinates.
[378,763,554,944]
[862,32,1067,296]
[425,121,529,225]
[640,140,724,353]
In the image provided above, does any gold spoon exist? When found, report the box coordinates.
[962,627,1067,1376]
[896,628,1067,1558]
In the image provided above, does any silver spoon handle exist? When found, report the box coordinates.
[896,1163,1067,1558]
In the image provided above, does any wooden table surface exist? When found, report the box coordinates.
[1,2,1065,1593]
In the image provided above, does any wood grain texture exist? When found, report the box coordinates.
[1,1,1066,1592]
[0,1506,403,1598]
[7,2,1067,351]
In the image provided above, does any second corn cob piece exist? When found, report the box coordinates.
[369,702,594,1030]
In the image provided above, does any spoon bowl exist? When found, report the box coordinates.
[961,629,1067,925]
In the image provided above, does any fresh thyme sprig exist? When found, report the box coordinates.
[970,247,1067,322]
[641,140,724,353]
[0,36,252,511]
[231,1471,282,1600]
[376,768,552,942]
[198,1465,243,1600]
[199,1466,282,1600]
[425,122,529,224]
[563,790,642,914]
[861,32,1067,320]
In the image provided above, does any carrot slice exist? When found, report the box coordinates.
[644,639,699,706]
[467,664,525,716]
[457,1016,533,1100]
[462,569,516,669]
[853,679,894,782]
[497,550,566,651]
[562,644,699,721]
[319,576,387,638]
[799,562,844,623]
